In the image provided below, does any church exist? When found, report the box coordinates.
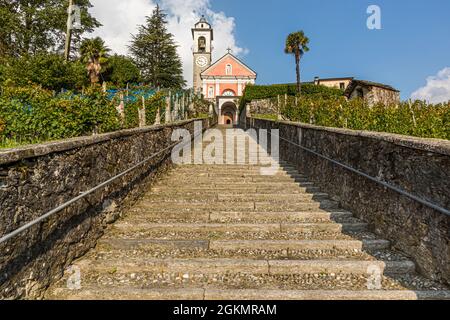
[192,16,257,125]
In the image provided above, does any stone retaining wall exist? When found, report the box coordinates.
[245,117,450,285]
[246,98,279,116]
[0,118,214,299]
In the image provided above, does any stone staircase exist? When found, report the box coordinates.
[47,128,450,300]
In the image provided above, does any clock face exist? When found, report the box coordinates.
[196,56,208,67]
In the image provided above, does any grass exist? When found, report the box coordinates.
[252,114,278,121]
[0,137,46,149]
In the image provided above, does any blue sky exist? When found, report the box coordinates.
[210,0,450,100]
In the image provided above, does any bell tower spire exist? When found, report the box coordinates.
[192,15,213,94]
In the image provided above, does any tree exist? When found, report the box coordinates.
[129,5,185,89]
[80,37,110,84]
[0,0,100,59]
[0,53,87,91]
[103,55,141,87]
[285,31,310,95]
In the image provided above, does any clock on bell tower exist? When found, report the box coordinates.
[192,15,213,94]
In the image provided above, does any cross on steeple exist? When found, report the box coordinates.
[227,47,232,54]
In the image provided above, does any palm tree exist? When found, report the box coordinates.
[80,37,110,84]
[285,31,310,95]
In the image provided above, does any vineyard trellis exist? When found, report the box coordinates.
[249,94,450,140]
[0,85,211,149]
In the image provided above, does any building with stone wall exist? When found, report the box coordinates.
[344,80,400,106]
[313,77,354,91]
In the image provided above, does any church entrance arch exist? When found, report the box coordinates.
[220,102,237,126]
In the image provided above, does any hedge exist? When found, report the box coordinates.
[239,83,343,110]
[258,95,450,140]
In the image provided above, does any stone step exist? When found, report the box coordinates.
[107,231,374,242]
[149,187,322,195]
[48,287,450,301]
[111,222,368,234]
[209,240,390,251]
[98,239,390,252]
[48,288,450,301]
[122,211,358,224]
[167,172,304,179]
[158,177,311,184]
[153,182,316,189]
[88,245,409,262]
[49,269,449,296]
[204,289,450,301]
[172,169,299,175]
[48,288,205,300]
[220,193,328,202]
[123,211,355,224]
[72,258,415,275]
[169,168,300,174]
[176,164,293,170]
[143,193,330,203]
[209,211,354,223]
[133,200,339,212]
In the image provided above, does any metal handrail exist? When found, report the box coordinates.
[0,129,201,245]
[269,131,450,217]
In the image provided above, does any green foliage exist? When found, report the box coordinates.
[0,53,87,91]
[103,55,141,87]
[280,96,450,140]
[253,114,278,121]
[0,86,120,145]
[0,83,213,148]
[129,5,186,89]
[240,83,343,110]
[0,0,100,58]
[80,37,110,84]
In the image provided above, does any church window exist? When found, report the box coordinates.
[226,64,232,75]
[340,82,345,90]
[208,86,214,98]
[222,89,235,96]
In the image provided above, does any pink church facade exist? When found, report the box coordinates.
[192,17,257,125]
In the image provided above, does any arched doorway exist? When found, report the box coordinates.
[221,102,237,126]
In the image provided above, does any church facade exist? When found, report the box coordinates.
[192,16,257,125]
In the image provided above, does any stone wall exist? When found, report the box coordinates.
[349,85,400,106]
[0,118,215,299]
[245,117,450,285]
[246,98,279,116]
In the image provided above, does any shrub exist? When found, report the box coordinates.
[240,83,343,110]
[281,96,450,140]
[0,54,88,91]
[0,86,120,145]
[0,85,210,148]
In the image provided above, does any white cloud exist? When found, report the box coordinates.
[89,0,247,87]
[411,67,450,104]
[89,0,156,55]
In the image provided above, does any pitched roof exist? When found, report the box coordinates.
[317,77,354,82]
[344,79,400,96]
[201,53,257,78]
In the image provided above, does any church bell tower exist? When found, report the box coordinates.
[192,15,213,94]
